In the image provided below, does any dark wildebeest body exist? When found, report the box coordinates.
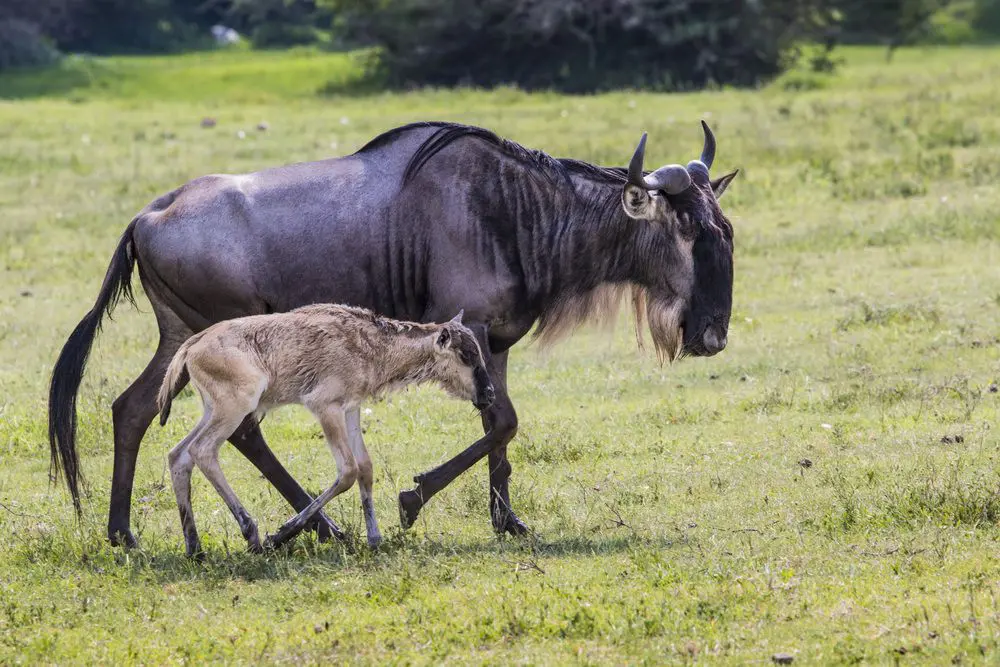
[49,122,738,547]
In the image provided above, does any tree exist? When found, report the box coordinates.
[835,0,954,58]
[325,0,838,92]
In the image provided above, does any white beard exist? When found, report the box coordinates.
[645,294,685,364]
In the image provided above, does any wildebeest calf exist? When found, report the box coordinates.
[157,304,494,557]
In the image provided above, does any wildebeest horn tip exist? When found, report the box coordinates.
[628,132,648,186]
[700,120,716,170]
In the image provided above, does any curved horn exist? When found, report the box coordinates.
[700,120,716,170]
[644,164,692,195]
[628,132,648,186]
[686,159,710,184]
[451,309,464,325]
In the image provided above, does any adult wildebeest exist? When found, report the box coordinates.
[157,305,492,557]
[49,121,738,547]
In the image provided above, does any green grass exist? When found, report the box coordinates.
[2,46,1000,664]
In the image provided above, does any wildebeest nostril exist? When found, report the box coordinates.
[702,328,727,354]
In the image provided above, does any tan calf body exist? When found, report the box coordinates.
[157,304,492,557]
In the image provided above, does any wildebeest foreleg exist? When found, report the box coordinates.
[482,351,527,536]
[398,329,528,535]
[398,430,496,530]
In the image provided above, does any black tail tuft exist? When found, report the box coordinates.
[48,219,138,515]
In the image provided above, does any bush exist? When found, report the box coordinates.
[230,0,332,49]
[55,0,208,54]
[0,19,61,71]
[976,0,1000,35]
[332,0,836,93]
[835,0,956,47]
[251,22,323,49]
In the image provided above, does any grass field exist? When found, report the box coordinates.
[1,46,1000,664]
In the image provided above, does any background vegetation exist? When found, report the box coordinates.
[0,44,999,663]
[3,0,1000,87]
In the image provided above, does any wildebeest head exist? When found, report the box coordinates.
[431,311,495,410]
[620,122,738,361]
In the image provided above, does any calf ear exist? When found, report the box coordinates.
[621,184,654,219]
[711,169,739,200]
[436,328,452,350]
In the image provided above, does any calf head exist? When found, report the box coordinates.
[431,311,495,410]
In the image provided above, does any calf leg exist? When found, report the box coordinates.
[228,419,345,542]
[167,413,211,559]
[190,409,265,554]
[346,407,380,549]
[265,405,358,550]
[108,295,340,546]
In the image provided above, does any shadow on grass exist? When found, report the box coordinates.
[6,526,680,584]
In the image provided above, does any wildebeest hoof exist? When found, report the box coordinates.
[264,524,300,551]
[493,510,529,537]
[108,528,138,549]
[309,514,346,543]
[368,534,383,550]
[245,527,263,554]
[398,488,423,530]
[186,544,206,562]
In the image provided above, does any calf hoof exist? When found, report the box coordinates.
[398,488,423,530]
[108,528,138,549]
[492,509,530,537]
[367,533,383,551]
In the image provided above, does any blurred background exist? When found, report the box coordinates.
[2,0,999,92]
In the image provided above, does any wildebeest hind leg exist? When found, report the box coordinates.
[108,312,191,547]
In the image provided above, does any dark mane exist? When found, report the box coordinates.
[355,121,628,187]
[556,159,628,184]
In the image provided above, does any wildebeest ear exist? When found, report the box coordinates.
[621,183,654,219]
[436,327,451,349]
[450,310,464,325]
[711,169,739,200]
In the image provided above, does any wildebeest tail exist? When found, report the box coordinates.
[158,333,202,427]
[48,218,139,516]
